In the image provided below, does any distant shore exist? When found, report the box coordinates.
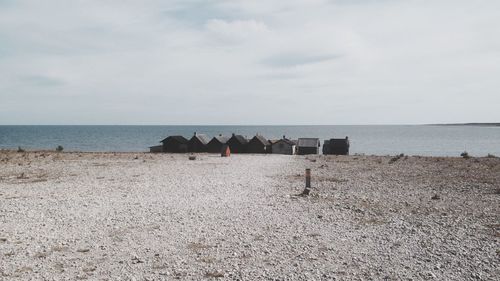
[430,123,500,127]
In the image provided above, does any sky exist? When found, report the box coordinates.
[0,0,499,125]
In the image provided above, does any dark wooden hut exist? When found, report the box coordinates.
[322,140,331,155]
[161,135,188,153]
[149,145,163,153]
[207,134,230,153]
[297,138,320,155]
[272,136,296,155]
[329,137,350,155]
[246,134,270,154]
[187,132,210,152]
[227,133,248,153]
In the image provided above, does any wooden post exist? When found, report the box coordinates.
[301,168,312,196]
[305,168,311,188]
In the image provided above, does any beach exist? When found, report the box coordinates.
[0,151,499,280]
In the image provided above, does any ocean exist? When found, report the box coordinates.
[0,125,499,156]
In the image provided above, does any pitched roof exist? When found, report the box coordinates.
[160,135,188,143]
[297,138,320,147]
[273,138,296,146]
[250,135,269,145]
[229,134,248,144]
[191,133,211,145]
[212,135,230,144]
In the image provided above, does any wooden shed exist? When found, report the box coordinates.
[207,135,230,153]
[149,145,163,153]
[271,136,296,155]
[297,138,320,155]
[161,135,188,153]
[187,132,210,152]
[246,134,270,154]
[227,133,248,153]
[329,137,350,155]
[322,140,331,155]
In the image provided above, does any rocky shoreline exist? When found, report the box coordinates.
[1,151,499,280]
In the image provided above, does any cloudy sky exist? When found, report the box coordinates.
[0,0,499,125]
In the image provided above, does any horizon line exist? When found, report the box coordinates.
[0,123,499,126]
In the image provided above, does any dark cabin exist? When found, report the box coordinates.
[227,133,248,153]
[187,132,210,152]
[296,138,320,155]
[271,136,296,155]
[161,135,188,153]
[329,137,350,155]
[322,140,331,155]
[149,145,163,153]
[246,134,269,154]
[207,134,230,153]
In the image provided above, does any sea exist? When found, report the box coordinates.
[0,125,499,157]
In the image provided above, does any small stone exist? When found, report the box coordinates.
[132,256,143,264]
[431,194,441,200]
[354,208,365,214]
[301,188,311,196]
[205,271,224,278]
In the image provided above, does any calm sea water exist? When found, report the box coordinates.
[0,125,499,156]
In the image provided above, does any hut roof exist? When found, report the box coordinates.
[230,134,248,144]
[191,133,211,145]
[297,138,320,147]
[330,138,350,147]
[160,135,188,143]
[212,135,230,144]
[273,138,296,146]
[250,135,269,145]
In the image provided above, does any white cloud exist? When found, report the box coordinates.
[206,19,269,38]
[0,0,499,124]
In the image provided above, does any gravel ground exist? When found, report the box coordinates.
[0,151,499,280]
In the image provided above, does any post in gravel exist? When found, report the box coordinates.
[302,168,311,196]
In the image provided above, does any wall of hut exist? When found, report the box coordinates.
[227,135,248,153]
[272,140,295,155]
[162,137,188,153]
[297,147,319,155]
[246,136,269,154]
[186,134,208,153]
[328,138,350,155]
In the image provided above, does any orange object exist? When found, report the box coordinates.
[221,144,231,157]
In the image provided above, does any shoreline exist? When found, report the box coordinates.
[429,123,500,127]
[1,149,497,159]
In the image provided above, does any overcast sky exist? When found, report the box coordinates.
[0,0,499,125]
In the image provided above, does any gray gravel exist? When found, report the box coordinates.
[0,151,499,280]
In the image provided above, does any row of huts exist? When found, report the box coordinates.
[150,133,349,155]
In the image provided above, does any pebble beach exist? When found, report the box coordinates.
[0,151,499,280]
